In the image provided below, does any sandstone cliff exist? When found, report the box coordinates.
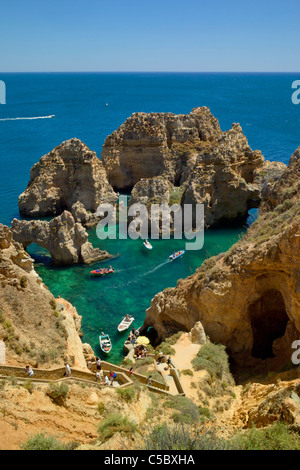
[102,107,286,227]
[102,107,222,190]
[0,224,87,368]
[11,211,111,265]
[19,138,118,218]
[143,146,300,370]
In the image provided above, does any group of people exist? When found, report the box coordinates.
[87,357,117,386]
[135,346,146,360]
[127,327,140,344]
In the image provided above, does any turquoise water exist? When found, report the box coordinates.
[28,225,245,363]
[0,72,299,363]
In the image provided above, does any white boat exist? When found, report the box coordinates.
[118,315,134,333]
[169,250,185,261]
[143,240,153,250]
[99,333,112,354]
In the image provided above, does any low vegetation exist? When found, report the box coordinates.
[97,413,137,442]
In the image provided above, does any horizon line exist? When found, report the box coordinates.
[0,71,300,74]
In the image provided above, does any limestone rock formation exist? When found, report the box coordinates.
[189,321,206,345]
[102,107,223,190]
[102,107,286,228]
[19,138,118,218]
[143,147,300,369]
[0,224,87,368]
[11,211,111,265]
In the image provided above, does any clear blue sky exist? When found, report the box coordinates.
[1,0,299,72]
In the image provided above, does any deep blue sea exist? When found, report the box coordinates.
[0,73,299,362]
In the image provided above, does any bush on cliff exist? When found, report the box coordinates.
[97,413,137,442]
[46,382,69,406]
[192,342,230,379]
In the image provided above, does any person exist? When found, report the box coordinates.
[25,365,34,377]
[87,360,92,371]
[147,375,152,387]
[125,314,130,321]
[157,351,163,364]
[129,367,133,377]
[96,357,102,371]
[104,374,110,386]
[65,363,71,378]
[95,370,101,382]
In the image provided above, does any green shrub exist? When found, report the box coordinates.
[192,342,231,379]
[97,401,105,415]
[116,387,135,403]
[21,433,71,450]
[230,422,300,450]
[181,369,194,376]
[98,413,137,442]
[198,407,211,420]
[23,379,34,394]
[164,396,199,424]
[140,423,228,450]
[46,382,69,406]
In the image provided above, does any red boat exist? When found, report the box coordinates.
[90,266,114,276]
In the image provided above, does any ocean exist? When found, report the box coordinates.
[0,72,299,362]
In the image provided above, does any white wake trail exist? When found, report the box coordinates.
[0,115,55,121]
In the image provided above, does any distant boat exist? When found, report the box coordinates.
[118,315,134,333]
[143,240,153,251]
[99,333,112,354]
[169,250,185,261]
[90,266,114,276]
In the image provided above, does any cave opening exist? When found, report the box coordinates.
[249,289,289,359]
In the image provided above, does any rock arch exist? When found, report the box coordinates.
[11,211,111,266]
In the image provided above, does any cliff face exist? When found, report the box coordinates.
[11,211,111,265]
[102,107,223,190]
[19,138,118,218]
[143,147,300,369]
[0,224,87,368]
[102,107,286,228]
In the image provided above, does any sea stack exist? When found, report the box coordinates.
[18,138,118,218]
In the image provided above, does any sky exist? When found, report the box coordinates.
[0,0,299,72]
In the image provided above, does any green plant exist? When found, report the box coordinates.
[46,382,69,406]
[97,401,105,415]
[97,413,137,442]
[23,379,34,394]
[21,433,70,451]
[192,342,231,379]
[163,396,199,424]
[139,423,228,450]
[116,387,135,403]
[230,422,300,450]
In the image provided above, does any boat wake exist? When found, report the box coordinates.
[107,259,170,289]
[0,115,55,121]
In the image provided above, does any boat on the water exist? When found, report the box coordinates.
[118,315,135,333]
[90,266,114,276]
[99,333,112,354]
[143,240,153,250]
[169,250,185,261]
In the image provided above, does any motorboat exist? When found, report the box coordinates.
[143,240,153,250]
[90,266,114,276]
[118,315,135,333]
[169,250,185,261]
[99,333,112,354]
